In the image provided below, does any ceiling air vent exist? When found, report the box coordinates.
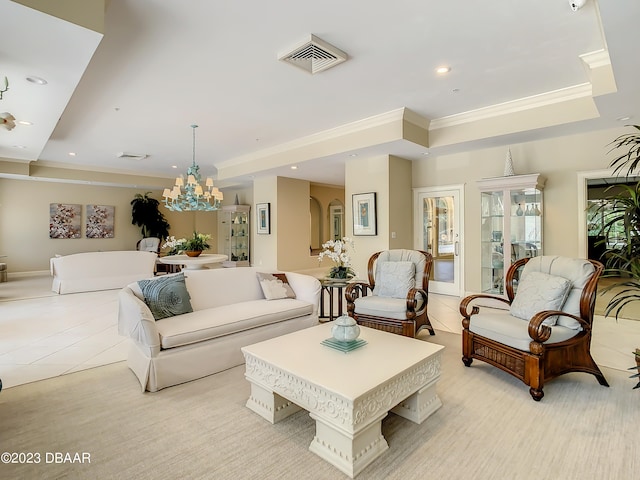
[117,152,148,160]
[278,34,347,74]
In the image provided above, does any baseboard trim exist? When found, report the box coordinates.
[8,270,50,278]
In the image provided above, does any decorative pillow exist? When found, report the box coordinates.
[510,271,572,325]
[257,272,296,300]
[137,272,193,320]
[373,261,416,299]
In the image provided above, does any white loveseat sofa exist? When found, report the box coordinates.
[118,267,321,392]
[51,251,157,294]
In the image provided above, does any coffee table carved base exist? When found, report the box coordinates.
[243,348,442,478]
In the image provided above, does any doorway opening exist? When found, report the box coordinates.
[414,185,464,297]
[586,175,639,262]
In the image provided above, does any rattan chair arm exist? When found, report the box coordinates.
[406,288,427,313]
[344,282,372,303]
[459,294,511,319]
[528,311,588,343]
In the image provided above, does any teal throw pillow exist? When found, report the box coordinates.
[138,272,193,320]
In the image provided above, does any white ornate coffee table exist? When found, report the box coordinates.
[241,323,444,478]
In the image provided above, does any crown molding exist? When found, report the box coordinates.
[430,84,593,131]
[216,108,413,169]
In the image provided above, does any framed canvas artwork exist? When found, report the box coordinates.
[352,192,377,236]
[257,203,271,234]
[49,203,81,239]
[86,204,115,238]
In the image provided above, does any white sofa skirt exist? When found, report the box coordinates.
[127,314,318,392]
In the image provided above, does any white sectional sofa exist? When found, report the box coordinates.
[50,250,157,294]
[118,267,321,392]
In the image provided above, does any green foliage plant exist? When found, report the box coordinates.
[130,192,171,240]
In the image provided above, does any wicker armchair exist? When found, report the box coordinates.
[460,256,609,401]
[345,249,434,337]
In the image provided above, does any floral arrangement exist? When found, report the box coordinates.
[162,231,211,255]
[318,237,355,279]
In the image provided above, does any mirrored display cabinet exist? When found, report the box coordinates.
[477,173,545,295]
[221,204,250,267]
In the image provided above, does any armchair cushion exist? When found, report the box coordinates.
[373,261,415,298]
[138,237,160,253]
[354,295,424,320]
[520,256,595,329]
[509,271,572,325]
[469,312,580,352]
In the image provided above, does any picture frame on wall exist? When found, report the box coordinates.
[352,192,377,236]
[257,203,271,234]
[86,204,115,238]
[49,203,82,239]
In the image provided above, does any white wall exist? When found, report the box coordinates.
[1,126,626,285]
[389,155,413,249]
[0,179,161,272]
[252,177,278,269]
[277,177,315,271]
[0,178,239,273]
[412,126,625,293]
[345,155,391,279]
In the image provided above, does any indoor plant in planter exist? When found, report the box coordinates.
[182,231,211,257]
[162,232,211,257]
[318,237,355,280]
[599,125,640,388]
[130,192,171,241]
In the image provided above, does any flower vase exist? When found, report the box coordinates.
[333,267,347,279]
[186,250,202,257]
[329,266,353,280]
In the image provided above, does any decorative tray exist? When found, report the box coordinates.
[321,338,367,353]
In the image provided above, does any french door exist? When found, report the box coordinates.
[414,185,464,296]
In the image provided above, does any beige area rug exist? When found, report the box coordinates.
[1,330,637,480]
[595,277,640,321]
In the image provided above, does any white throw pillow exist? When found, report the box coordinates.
[510,271,572,325]
[373,261,416,299]
[257,272,296,300]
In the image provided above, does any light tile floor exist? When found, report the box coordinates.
[0,274,127,389]
[0,273,638,390]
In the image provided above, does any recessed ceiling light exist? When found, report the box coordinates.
[290,165,298,170]
[349,153,358,157]
[26,76,48,85]
[436,66,451,74]
[172,165,178,169]
[69,152,76,156]
[617,116,631,122]
[13,145,26,149]
[17,120,33,126]
[422,152,430,156]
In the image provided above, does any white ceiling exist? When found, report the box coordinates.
[1,0,638,188]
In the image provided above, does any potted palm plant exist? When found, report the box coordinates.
[599,125,640,388]
[130,192,171,241]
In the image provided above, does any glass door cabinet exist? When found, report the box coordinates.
[476,174,545,295]
[221,204,250,267]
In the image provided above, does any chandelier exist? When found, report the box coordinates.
[162,124,223,211]
[0,76,15,131]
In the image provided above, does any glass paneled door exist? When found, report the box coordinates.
[414,186,464,296]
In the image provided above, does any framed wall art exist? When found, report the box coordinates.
[49,203,82,239]
[256,203,271,234]
[352,192,377,236]
[86,204,115,238]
